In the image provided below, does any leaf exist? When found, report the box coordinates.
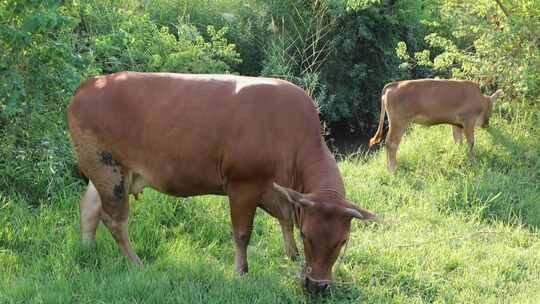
[6,94,19,117]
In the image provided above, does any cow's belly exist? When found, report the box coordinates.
[412,114,455,126]
[127,162,227,200]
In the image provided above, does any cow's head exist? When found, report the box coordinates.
[272,183,377,293]
[480,89,504,128]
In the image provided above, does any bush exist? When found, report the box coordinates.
[81,2,241,74]
[140,0,266,75]
[320,2,411,131]
[0,0,241,206]
[0,1,88,117]
[1,0,538,206]
[397,0,540,100]
[255,0,431,134]
[258,1,334,112]
[0,1,90,205]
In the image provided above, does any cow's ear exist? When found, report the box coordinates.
[490,89,504,103]
[343,204,379,222]
[272,183,314,208]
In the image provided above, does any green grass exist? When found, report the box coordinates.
[1,101,540,303]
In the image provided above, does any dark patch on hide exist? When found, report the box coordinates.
[101,151,120,166]
[113,183,125,202]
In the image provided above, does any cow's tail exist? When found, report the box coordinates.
[369,83,394,149]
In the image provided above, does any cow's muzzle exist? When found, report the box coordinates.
[303,275,331,293]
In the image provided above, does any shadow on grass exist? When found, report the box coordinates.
[128,192,282,263]
[79,192,395,303]
[440,125,540,229]
[6,244,303,303]
[320,251,443,304]
[486,127,539,171]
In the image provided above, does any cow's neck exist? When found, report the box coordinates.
[299,143,346,200]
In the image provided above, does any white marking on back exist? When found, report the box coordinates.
[234,78,279,95]
[94,77,107,89]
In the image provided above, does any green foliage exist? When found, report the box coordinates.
[250,0,430,132]
[93,22,239,74]
[0,1,90,205]
[0,0,240,205]
[397,0,540,99]
[0,0,88,116]
[81,1,240,74]
[140,0,266,75]
[258,1,334,113]
[1,1,540,302]
[319,2,411,129]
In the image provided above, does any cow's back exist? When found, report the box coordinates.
[387,79,484,124]
[67,72,321,197]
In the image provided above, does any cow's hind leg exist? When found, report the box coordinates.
[386,121,407,173]
[78,147,141,266]
[80,181,102,247]
[95,167,141,266]
[99,194,141,266]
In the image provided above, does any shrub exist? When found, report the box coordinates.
[0,0,88,117]
[0,0,241,206]
[397,0,540,100]
[85,6,241,74]
[256,0,431,134]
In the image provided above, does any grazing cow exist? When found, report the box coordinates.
[368,79,504,172]
[67,72,377,293]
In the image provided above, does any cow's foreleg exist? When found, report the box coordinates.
[452,125,463,144]
[227,182,261,275]
[80,181,102,247]
[258,194,299,261]
[463,122,475,161]
[279,219,299,261]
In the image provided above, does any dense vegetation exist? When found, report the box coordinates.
[1,0,539,302]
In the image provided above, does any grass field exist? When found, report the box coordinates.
[1,100,540,303]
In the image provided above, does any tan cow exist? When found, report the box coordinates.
[368,79,504,172]
[67,72,378,293]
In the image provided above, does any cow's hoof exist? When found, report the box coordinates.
[287,251,300,262]
[236,265,248,276]
[81,239,97,249]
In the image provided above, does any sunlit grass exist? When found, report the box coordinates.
[1,101,539,303]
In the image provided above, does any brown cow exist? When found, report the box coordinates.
[67,72,377,293]
[368,79,504,172]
